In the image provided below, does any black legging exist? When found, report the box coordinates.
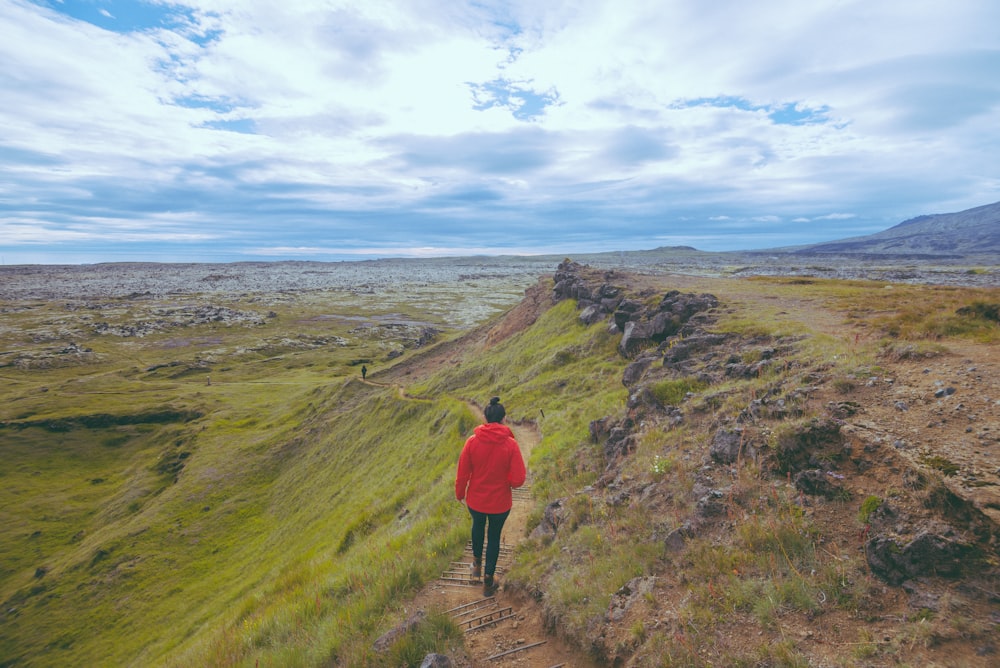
[468,507,510,577]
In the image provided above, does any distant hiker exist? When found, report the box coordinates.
[361,365,367,381]
[455,396,527,596]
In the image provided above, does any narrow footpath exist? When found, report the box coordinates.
[408,416,599,668]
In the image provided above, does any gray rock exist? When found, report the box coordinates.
[420,653,453,668]
[530,498,566,540]
[607,576,657,622]
[622,355,656,386]
[695,487,727,518]
[373,610,426,653]
[664,520,696,552]
[866,529,978,586]
[619,320,654,356]
[793,469,845,499]
[709,428,749,464]
[579,304,605,325]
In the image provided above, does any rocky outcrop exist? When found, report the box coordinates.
[607,576,657,622]
[2,342,96,370]
[554,261,719,364]
[530,498,567,541]
[94,305,268,337]
[614,291,720,357]
[772,417,846,474]
[793,469,847,499]
[372,609,426,653]
[419,653,453,668]
[866,528,980,586]
[709,427,753,464]
[553,260,624,327]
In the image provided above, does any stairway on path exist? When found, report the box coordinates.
[436,482,559,664]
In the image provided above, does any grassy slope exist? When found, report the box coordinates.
[2,273,998,666]
[0,288,510,666]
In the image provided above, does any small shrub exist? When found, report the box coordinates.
[852,628,879,659]
[650,453,674,478]
[879,341,947,361]
[379,611,463,668]
[858,495,882,524]
[921,455,959,477]
[754,639,810,667]
[831,376,857,394]
[650,377,708,406]
[955,301,1000,324]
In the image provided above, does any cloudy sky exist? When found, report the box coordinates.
[1,0,998,264]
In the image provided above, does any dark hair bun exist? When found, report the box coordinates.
[484,396,506,423]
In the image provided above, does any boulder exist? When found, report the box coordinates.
[866,530,978,585]
[530,498,567,540]
[664,520,697,552]
[793,469,846,499]
[607,576,657,622]
[709,428,750,464]
[773,418,845,474]
[579,304,605,325]
[613,299,643,331]
[373,610,426,653]
[619,321,654,356]
[694,486,728,518]
[622,354,657,386]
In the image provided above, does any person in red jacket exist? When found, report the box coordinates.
[455,396,527,596]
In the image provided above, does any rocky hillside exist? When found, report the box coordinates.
[781,200,1000,259]
[493,260,1000,666]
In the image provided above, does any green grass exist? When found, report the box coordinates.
[410,298,626,502]
[649,377,708,406]
[3,272,998,667]
[0,288,491,667]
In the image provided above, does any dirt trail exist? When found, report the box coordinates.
[408,416,599,667]
[385,273,1000,666]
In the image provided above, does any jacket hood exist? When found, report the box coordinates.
[473,421,514,444]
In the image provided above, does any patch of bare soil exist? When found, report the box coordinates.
[747,288,1000,523]
[483,282,553,349]
[752,335,1000,668]
[856,339,1000,522]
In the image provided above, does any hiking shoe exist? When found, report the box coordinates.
[483,574,498,597]
[470,559,482,580]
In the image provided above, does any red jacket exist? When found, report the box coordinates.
[455,422,527,514]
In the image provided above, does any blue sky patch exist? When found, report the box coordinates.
[200,118,257,134]
[32,0,198,34]
[174,95,248,114]
[676,95,830,126]
[767,102,832,125]
[468,78,560,121]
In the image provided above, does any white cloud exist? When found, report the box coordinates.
[0,0,997,262]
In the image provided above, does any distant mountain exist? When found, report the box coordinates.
[785,200,1000,258]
